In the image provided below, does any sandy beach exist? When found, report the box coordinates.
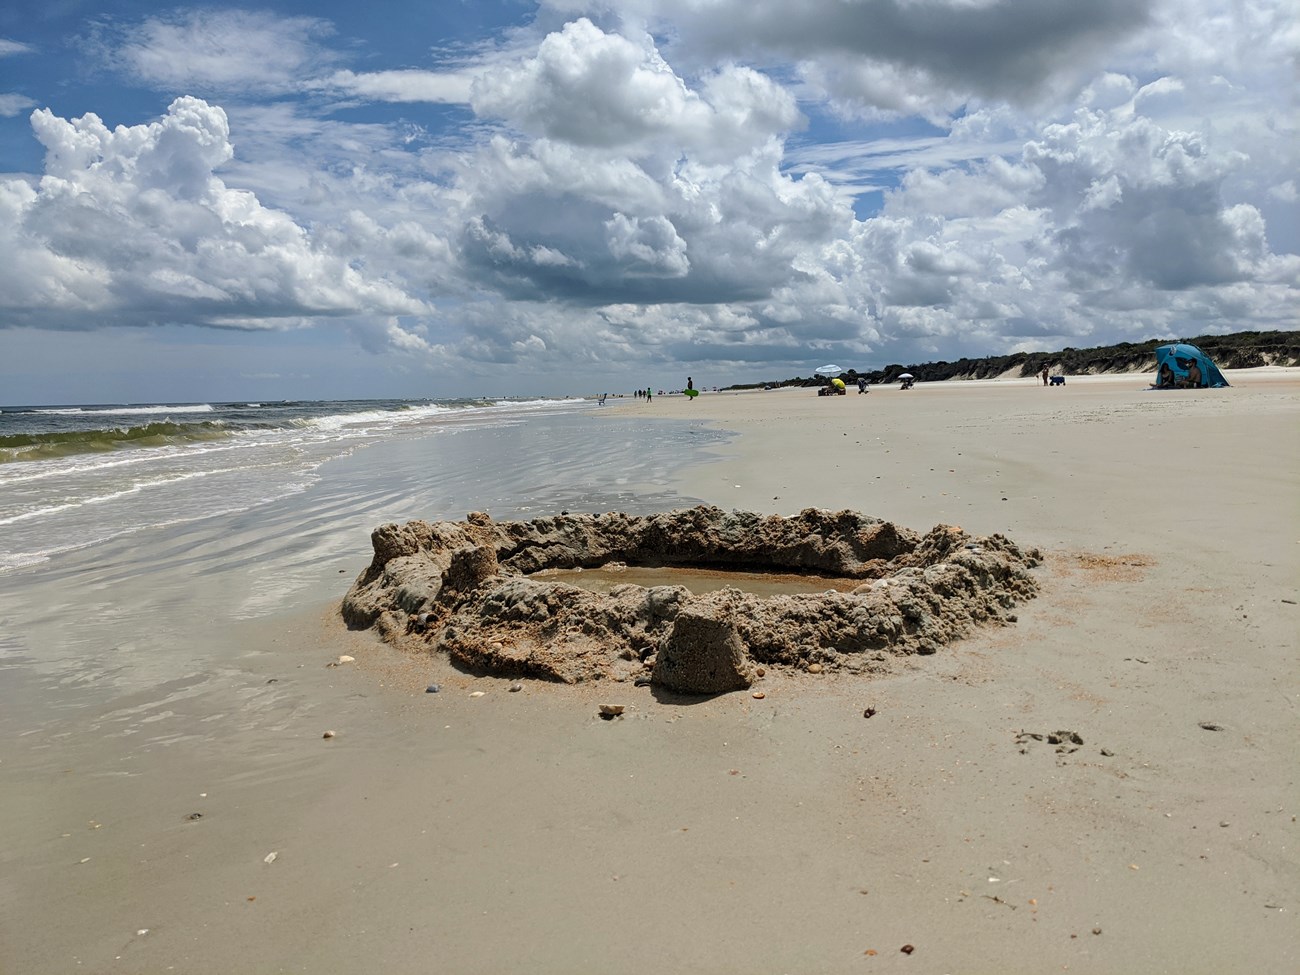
[3,372,1297,974]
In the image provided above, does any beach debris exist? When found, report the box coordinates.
[1199,721,1225,731]
[425,684,440,693]
[598,704,625,719]
[509,682,523,692]
[1100,748,1115,757]
[342,505,1043,688]
[864,949,877,956]
[900,944,915,954]
[634,677,653,687]
[137,929,149,937]
[863,707,877,718]
[469,690,486,698]
[263,852,278,864]
[1016,729,1083,753]
[1092,927,1102,936]
[807,662,824,674]
[755,667,765,677]
[338,655,355,664]
[185,812,203,821]
[752,691,766,700]
[322,730,336,739]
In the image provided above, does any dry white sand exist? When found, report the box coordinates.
[3,371,1297,974]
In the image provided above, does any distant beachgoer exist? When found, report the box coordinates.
[687,376,694,391]
[857,377,867,393]
[646,387,652,403]
[1186,361,1202,387]
[1041,367,1049,386]
[1158,363,1174,389]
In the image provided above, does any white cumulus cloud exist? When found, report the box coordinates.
[0,97,427,334]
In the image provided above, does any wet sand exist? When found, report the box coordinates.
[2,371,1297,973]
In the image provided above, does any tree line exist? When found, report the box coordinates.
[728,330,1300,389]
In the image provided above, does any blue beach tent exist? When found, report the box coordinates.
[1153,343,1229,389]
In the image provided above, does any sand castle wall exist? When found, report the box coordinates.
[342,505,1042,692]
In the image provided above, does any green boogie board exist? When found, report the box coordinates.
[685,388,699,397]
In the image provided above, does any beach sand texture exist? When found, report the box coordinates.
[2,372,1297,974]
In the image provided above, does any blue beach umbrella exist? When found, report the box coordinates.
[814,364,844,377]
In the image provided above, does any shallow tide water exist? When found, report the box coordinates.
[0,407,725,744]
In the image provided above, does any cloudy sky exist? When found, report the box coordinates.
[0,0,1296,403]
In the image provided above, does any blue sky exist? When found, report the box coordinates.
[1,0,1296,403]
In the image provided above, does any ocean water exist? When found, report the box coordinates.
[1,398,594,571]
[0,398,726,720]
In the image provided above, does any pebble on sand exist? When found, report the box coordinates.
[322,730,336,739]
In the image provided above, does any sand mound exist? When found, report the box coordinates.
[342,506,1042,691]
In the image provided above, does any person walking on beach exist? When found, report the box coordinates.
[1041,366,1049,386]
[646,387,652,403]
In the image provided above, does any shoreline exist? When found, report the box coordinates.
[3,371,1297,973]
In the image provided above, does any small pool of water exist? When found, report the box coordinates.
[528,565,860,597]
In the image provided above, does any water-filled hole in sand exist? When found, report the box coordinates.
[528,564,860,598]
[344,506,1043,688]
